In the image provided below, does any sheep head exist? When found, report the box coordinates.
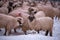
[16,17,24,27]
[28,14,35,22]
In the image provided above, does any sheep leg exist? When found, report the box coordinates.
[37,30,39,33]
[14,26,19,33]
[4,27,7,35]
[50,30,52,36]
[24,31,27,35]
[8,29,11,35]
[0,29,1,31]
[14,28,17,33]
[6,24,11,35]
[7,26,11,35]
[22,30,26,35]
[45,30,49,36]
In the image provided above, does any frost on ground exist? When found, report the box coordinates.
[0,34,59,40]
[0,17,60,40]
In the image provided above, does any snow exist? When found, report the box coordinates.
[0,34,59,40]
[0,17,60,40]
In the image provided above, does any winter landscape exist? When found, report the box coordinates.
[0,0,60,40]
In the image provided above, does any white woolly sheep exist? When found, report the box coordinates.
[0,14,20,35]
[37,5,60,19]
[0,0,4,7]
[0,7,8,14]
[34,11,46,18]
[22,16,53,36]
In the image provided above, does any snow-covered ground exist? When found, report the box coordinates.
[0,17,60,40]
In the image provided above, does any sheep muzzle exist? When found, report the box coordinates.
[28,15,35,22]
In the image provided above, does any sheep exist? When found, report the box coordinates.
[41,0,57,7]
[49,0,57,7]
[2,1,14,13]
[8,9,30,33]
[9,6,30,17]
[9,9,28,17]
[2,1,9,7]
[34,11,46,18]
[52,8,60,19]
[12,1,23,10]
[8,7,26,32]
[0,14,20,35]
[22,2,30,10]
[7,1,14,13]
[29,1,37,7]
[0,1,14,14]
[22,15,53,36]
[37,5,60,19]
[0,0,9,14]
[28,8,46,18]
[9,12,21,17]
[27,5,60,19]
[19,10,53,36]
[0,0,4,7]
[0,7,8,14]
[42,0,48,5]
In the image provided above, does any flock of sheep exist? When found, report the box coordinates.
[0,0,60,36]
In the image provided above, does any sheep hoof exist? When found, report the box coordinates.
[4,33,6,36]
[0,29,1,31]
[50,33,52,36]
[50,34,52,36]
[50,31,52,36]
